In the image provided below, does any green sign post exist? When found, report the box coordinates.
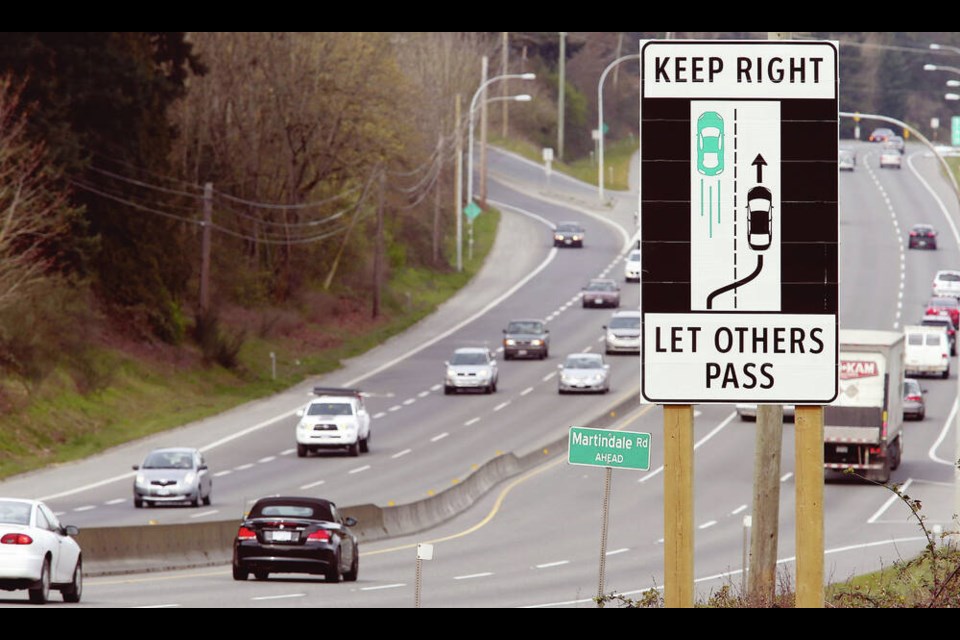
[952,116,960,147]
[568,426,651,470]
[464,201,482,222]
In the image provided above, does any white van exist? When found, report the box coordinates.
[903,325,950,379]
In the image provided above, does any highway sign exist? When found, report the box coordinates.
[568,426,651,470]
[464,201,482,222]
[639,40,839,404]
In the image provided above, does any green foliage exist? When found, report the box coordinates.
[194,312,246,370]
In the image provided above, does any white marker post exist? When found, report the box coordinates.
[415,542,433,608]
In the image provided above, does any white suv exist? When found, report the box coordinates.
[624,249,641,282]
[296,388,371,457]
[933,270,960,298]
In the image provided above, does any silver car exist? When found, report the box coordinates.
[558,353,610,394]
[133,447,212,508]
[604,310,641,355]
[444,347,499,394]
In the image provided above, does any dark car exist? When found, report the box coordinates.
[233,496,358,583]
[903,378,926,421]
[868,127,895,143]
[920,314,957,355]
[908,224,937,250]
[926,296,960,329]
[747,186,773,251]
[554,222,585,248]
[582,278,620,308]
[503,319,549,360]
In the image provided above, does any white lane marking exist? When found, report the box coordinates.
[418,391,430,398]
[349,465,371,475]
[640,412,737,483]
[694,410,703,418]
[133,604,181,608]
[543,372,557,382]
[780,472,793,483]
[431,433,449,442]
[280,448,296,456]
[430,384,442,392]
[235,463,254,471]
[866,161,908,330]
[259,456,276,464]
[190,510,219,519]
[389,405,402,412]
[907,151,960,247]
[867,478,915,524]
[53,512,65,517]
[344,231,559,390]
[214,470,232,478]
[403,398,416,406]
[300,480,326,490]
[464,418,481,427]
[361,583,406,591]
[522,536,928,608]
[373,412,386,419]
[731,504,748,516]
[105,498,126,506]
[582,346,592,353]
[454,572,494,580]
[391,449,412,459]
[699,520,718,530]
[251,593,306,601]
[597,336,605,342]
[605,548,630,557]
[521,387,534,396]
[74,505,96,512]
[535,560,570,569]
[655,538,665,544]
[494,402,510,412]
[928,399,958,466]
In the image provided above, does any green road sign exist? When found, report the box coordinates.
[602,122,610,135]
[464,201,482,222]
[952,116,960,147]
[568,426,651,470]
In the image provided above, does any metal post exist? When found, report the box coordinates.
[372,171,385,319]
[415,557,423,608]
[468,221,474,262]
[598,54,641,201]
[479,56,489,205]
[558,32,567,161]
[455,94,463,273]
[742,515,752,598]
[200,182,212,316]
[663,404,694,608]
[598,466,612,600]
[269,351,276,380]
[501,32,509,138]
[795,405,824,608]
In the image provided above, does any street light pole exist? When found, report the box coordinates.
[931,42,960,56]
[598,53,641,201]
[558,32,567,161]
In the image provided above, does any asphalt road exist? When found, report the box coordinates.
[4,141,960,607]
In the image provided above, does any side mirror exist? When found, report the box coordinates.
[198,464,209,471]
[132,465,139,471]
[63,525,79,537]
[502,329,507,334]
[545,329,550,333]
[296,408,305,418]
[344,516,358,527]
[444,361,450,367]
[922,389,929,394]
[604,364,611,369]
[602,325,607,330]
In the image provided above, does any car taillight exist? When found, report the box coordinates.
[869,447,882,455]
[237,527,256,541]
[906,395,922,402]
[910,232,917,236]
[1,533,32,545]
[307,530,331,541]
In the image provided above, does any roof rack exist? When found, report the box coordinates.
[312,387,363,397]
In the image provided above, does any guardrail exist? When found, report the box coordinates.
[79,391,645,576]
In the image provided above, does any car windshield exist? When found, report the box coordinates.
[506,321,543,334]
[251,501,334,522]
[904,380,921,395]
[609,316,640,330]
[586,281,616,292]
[931,298,958,309]
[628,251,641,261]
[565,356,603,370]
[451,352,488,365]
[142,451,194,469]
[0,500,31,525]
[557,224,582,233]
[307,402,353,416]
[937,273,960,282]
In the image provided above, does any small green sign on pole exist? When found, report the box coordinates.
[952,116,960,147]
[568,426,651,470]
[464,201,482,222]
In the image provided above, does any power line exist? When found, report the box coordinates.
[68,179,201,227]
[87,165,205,200]
[214,184,362,210]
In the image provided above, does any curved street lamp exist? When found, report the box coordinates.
[597,53,641,201]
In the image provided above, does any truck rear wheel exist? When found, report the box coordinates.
[889,436,902,471]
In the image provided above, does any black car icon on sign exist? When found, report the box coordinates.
[747,186,773,251]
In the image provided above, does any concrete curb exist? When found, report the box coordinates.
[81,390,645,577]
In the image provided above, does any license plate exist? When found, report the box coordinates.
[518,349,527,356]
[594,298,604,304]
[564,239,571,244]
[270,530,295,542]
[835,445,848,453]
[158,488,170,496]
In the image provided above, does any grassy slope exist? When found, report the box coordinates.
[0,209,500,480]
[490,136,637,191]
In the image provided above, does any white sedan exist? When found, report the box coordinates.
[0,498,82,604]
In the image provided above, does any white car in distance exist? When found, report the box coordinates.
[0,498,82,604]
[296,388,371,458]
[624,249,641,282]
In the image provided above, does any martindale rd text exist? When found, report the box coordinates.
[652,55,827,85]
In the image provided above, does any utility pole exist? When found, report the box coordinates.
[432,132,443,265]
[372,170,385,319]
[479,55,489,205]
[612,32,624,91]
[200,181,212,317]
[455,94,463,273]
[558,32,567,161]
[501,32,509,138]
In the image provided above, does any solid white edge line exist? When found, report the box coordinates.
[361,583,406,591]
[453,572,494,580]
[928,398,958,466]
[640,412,737,483]
[867,478,914,524]
[906,151,960,247]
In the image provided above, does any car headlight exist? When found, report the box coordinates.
[573,235,581,241]
[184,472,197,485]
[554,234,563,241]
[136,474,146,486]
[446,369,456,381]
[477,370,490,380]
[531,339,542,346]
[505,339,516,346]
[592,374,605,383]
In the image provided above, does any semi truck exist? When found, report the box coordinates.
[823,329,904,483]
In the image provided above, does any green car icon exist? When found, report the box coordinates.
[697,111,724,176]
